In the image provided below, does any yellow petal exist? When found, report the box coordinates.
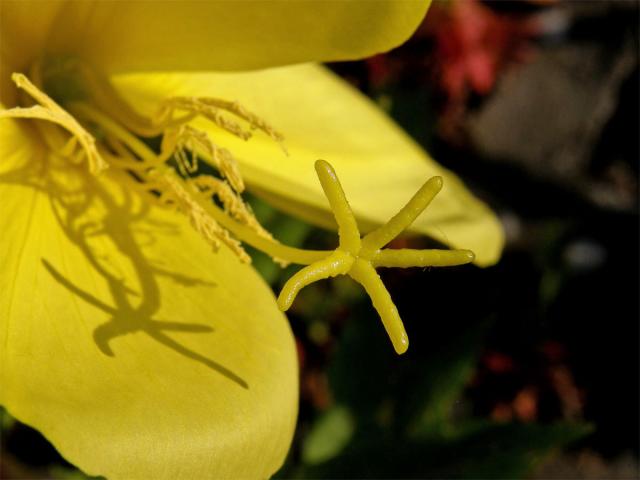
[4,0,429,75]
[0,118,298,479]
[113,66,504,266]
[0,0,65,104]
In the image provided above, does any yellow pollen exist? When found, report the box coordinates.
[152,170,251,263]
[190,175,273,242]
[163,125,244,192]
[155,97,284,145]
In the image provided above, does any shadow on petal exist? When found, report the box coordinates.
[3,141,248,389]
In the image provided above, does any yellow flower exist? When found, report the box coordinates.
[0,1,503,479]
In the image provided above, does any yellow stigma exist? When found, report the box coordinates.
[277,160,475,355]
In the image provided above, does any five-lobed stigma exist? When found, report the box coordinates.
[277,160,475,354]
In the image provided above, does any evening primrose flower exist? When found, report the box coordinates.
[0,1,503,479]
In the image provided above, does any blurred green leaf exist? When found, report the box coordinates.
[326,304,396,422]
[327,302,490,435]
[302,405,355,465]
[398,320,491,438]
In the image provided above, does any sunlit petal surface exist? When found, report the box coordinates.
[0,117,298,479]
[1,1,429,75]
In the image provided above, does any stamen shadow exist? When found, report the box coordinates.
[42,260,248,390]
[2,146,248,389]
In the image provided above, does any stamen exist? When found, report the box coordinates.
[153,170,251,263]
[162,125,244,192]
[0,73,107,174]
[66,65,284,193]
[60,135,80,158]
[155,96,286,151]
[66,59,287,157]
[190,175,271,241]
[42,59,283,193]
[66,100,278,264]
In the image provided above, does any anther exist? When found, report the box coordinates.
[1,73,107,174]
